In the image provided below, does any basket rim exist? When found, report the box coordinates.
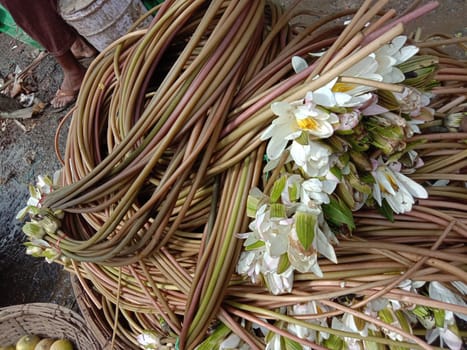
[0,302,100,349]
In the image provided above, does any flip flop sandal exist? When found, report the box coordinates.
[50,88,79,110]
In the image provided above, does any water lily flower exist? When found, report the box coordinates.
[451,281,467,295]
[249,204,292,257]
[301,175,338,205]
[398,279,426,293]
[306,78,372,109]
[426,325,462,350]
[263,265,294,295]
[291,55,309,73]
[371,158,428,213]
[288,204,335,276]
[290,140,333,177]
[294,98,338,137]
[261,99,337,161]
[237,250,263,284]
[288,228,322,276]
[375,35,419,83]
[293,56,373,107]
[280,174,302,207]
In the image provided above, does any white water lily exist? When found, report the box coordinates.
[263,265,294,295]
[306,78,372,108]
[371,158,428,213]
[237,250,263,284]
[301,175,338,205]
[451,281,467,295]
[292,55,309,73]
[425,305,463,350]
[288,203,337,276]
[280,174,302,207]
[293,56,373,108]
[261,99,337,161]
[249,204,292,257]
[290,140,333,177]
[375,35,419,83]
[288,228,322,275]
[294,99,338,137]
[398,279,426,293]
[338,54,383,96]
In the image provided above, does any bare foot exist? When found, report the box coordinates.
[70,37,97,59]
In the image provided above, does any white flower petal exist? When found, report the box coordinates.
[266,136,289,160]
[220,333,241,350]
[271,101,292,116]
[394,172,428,199]
[429,281,467,322]
[292,56,309,73]
[315,227,337,263]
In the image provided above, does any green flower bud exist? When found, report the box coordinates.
[22,222,45,239]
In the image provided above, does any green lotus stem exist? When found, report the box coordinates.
[185,157,255,348]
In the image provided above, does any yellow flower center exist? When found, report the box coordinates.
[297,117,319,131]
[332,82,356,93]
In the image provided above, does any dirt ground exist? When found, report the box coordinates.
[0,0,465,311]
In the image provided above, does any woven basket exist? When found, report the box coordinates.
[0,303,99,349]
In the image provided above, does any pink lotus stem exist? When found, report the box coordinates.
[362,1,439,45]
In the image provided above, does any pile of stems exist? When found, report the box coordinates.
[37,0,467,348]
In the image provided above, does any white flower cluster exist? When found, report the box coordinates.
[237,36,430,294]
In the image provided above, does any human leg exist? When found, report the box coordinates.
[51,52,87,108]
[0,0,95,108]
